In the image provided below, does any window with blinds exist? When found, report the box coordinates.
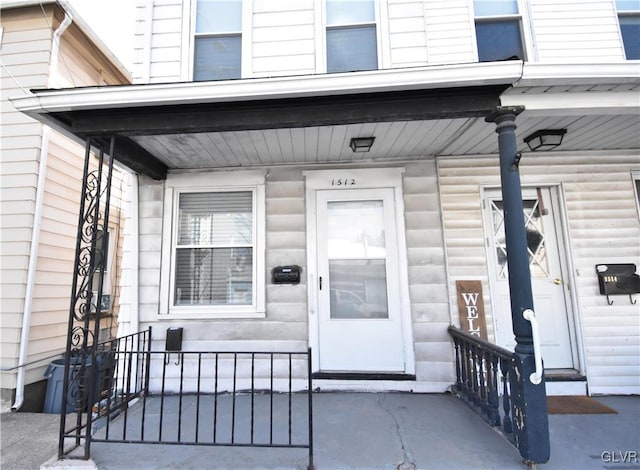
[174,191,254,306]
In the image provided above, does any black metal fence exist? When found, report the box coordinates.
[59,327,152,458]
[78,330,314,469]
[448,326,516,441]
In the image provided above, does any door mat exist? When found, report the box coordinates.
[547,395,617,414]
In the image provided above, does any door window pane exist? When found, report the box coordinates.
[327,200,385,258]
[329,260,388,318]
[490,199,549,279]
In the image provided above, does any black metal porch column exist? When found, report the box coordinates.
[58,138,115,460]
[486,107,550,464]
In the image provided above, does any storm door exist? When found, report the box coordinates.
[316,188,406,372]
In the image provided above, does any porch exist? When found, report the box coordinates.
[6,393,633,469]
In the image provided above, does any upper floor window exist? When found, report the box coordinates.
[474,0,524,62]
[326,0,378,73]
[194,0,242,80]
[616,0,640,60]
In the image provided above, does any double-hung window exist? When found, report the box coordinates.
[162,172,266,317]
[616,1,640,60]
[474,0,525,62]
[193,0,242,80]
[326,0,378,73]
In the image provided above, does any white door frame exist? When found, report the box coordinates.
[304,168,415,374]
[481,183,584,372]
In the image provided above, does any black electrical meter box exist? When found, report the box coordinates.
[272,265,301,284]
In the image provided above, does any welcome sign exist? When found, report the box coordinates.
[455,280,487,340]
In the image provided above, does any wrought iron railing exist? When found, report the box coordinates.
[448,326,515,441]
[59,327,152,458]
[86,343,314,469]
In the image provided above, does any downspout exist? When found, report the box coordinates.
[12,8,73,411]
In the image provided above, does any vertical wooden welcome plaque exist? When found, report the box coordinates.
[455,280,487,340]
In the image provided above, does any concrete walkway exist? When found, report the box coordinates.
[2,393,639,470]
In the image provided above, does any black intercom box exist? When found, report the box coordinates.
[166,327,183,351]
[595,264,640,296]
[272,265,301,284]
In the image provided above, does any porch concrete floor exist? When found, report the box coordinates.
[2,393,638,470]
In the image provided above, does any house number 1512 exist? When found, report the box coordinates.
[331,178,356,186]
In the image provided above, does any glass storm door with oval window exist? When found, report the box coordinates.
[484,186,576,370]
[316,188,406,373]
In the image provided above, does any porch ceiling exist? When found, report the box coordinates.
[129,112,639,171]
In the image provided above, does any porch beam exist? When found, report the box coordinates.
[486,106,550,465]
[91,136,168,180]
[68,86,506,136]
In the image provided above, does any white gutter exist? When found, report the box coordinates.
[12,6,72,412]
[10,61,525,114]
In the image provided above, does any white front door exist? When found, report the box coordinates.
[485,186,576,369]
[315,188,406,372]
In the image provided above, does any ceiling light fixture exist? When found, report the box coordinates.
[523,129,567,151]
[349,137,375,153]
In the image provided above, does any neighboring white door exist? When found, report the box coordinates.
[484,186,575,369]
[316,188,406,372]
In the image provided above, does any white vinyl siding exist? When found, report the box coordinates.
[252,0,316,77]
[530,0,626,62]
[387,0,428,67]
[0,7,51,389]
[423,0,475,65]
[438,153,640,395]
[133,0,185,83]
[402,162,454,387]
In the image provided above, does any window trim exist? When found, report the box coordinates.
[315,0,387,73]
[159,170,266,318]
[186,0,253,81]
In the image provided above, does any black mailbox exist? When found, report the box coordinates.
[272,265,301,284]
[166,327,183,351]
[595,263,640,305]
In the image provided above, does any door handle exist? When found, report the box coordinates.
[319,276,322,290]
[553,278,562,285]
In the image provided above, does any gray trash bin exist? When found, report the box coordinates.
[43,357,90,414]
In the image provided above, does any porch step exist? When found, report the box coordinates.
[545,372,588,396]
